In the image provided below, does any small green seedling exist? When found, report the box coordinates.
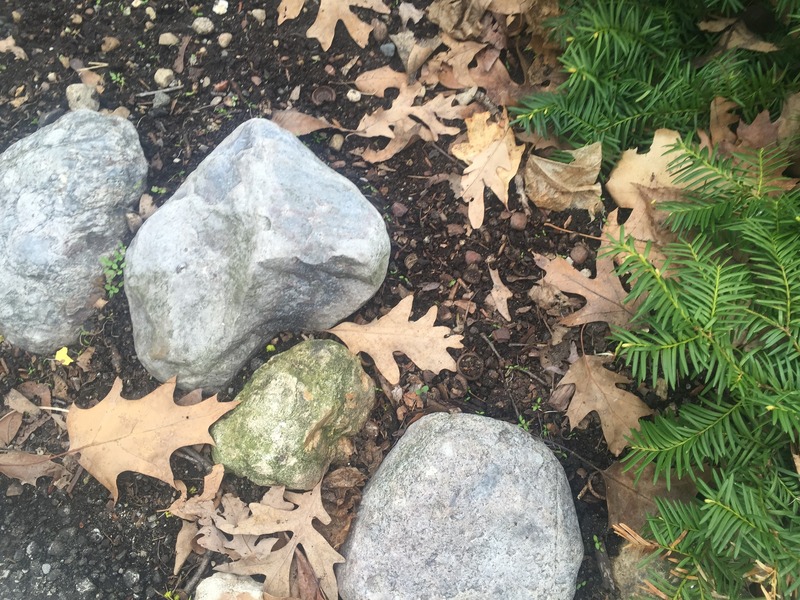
[100,243,126,298]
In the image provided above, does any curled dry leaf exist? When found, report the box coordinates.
[451,110,524,228]
[272,109,345,136]
[66,377,238,503]
[559,355,652,455]
[327,295,464,385]
[523,142,603,217]
[0,411,23,446]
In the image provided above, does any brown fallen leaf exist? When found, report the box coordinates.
[0,411,23,446]
[488,266,513,321]
[534,240,639,329]
[708,96,739,150]
[4,388,41,416]
[66,378,238,503]
[75,346,95,372]
[524,142,603,217]
[355,65,410,97]
[0,450,68,486]
[558,355,652,455]
[215,483,344,600]
[699,18,778,54]
[604,462,698,531]
[272,109,345,136]
[427,0,492,40]
[390,30,442,80]
[327,295,464,385]
[305,0,390,52]
[450,110,524,228]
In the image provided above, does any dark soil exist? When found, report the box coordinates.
[0,1,620,599]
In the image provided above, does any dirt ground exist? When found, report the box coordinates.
[0,1,623,598]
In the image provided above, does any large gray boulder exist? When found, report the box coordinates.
[338,413,584,600]
[211,340,375,489]
[125,118,390,391]
[0,110,147,353]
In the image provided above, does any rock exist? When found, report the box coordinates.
[153,68,175,88]
[464,250,482,265]
[100,36,120,52]
[509,210,528,230]
[158,32,179,46]
[211,340,375,489]
[379,42,396,57]
[218,32,233,48]
[0,110,147,353]
[125,118,389,390]
[195,572,262,600]
[250,9,266,24]
[337,413,584,600]
[65,83,99,111]
[191,16,214,35]
[151,91,171,112]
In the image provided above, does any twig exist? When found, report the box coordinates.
[544,222,603,241]
[183,552,212,596]
[176,447,213,471]
[479,332,504,366]
[135,84,184,97]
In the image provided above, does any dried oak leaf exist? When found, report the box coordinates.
[0,451,67,486]
[215,483,344,600]
[66,378,237,503]
[534,240,639,329]
[305,0,390,52]
[327,295,464,385]
[488,266,513,321]
[451,110,524,228]
[559,355,652,455]
[277,0,305,24]
[523,142,603,217]
[272,109,346,136]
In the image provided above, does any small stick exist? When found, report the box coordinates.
[135,84,184,97]
[183,552,212,595]
[544,222,603,241]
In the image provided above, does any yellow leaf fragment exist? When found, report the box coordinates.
[327,295,464,385]
[54,346,73,366]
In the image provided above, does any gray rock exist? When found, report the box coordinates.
[65,83,99,111]
[125,118,389,390]
[212,340,374,489]
[195,573,262,600]
[337,413,584,600]
[0,110,147,353]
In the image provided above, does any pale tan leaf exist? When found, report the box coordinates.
[0,451,68,486]
[168,463,225,520]
[708,96,739,149]
[524,142,603,216]
[390,31,442,78]
[327,295,464,385]
[535,241,640,329]
[559,355,652,455]
[0,411,23,446]
[451,110,524,228]
[278,0,305,24]
[66,378,238,503]
[354,66,410,97]
[488,267,513,321]
[604,462,698,531]
[306,0,390,52]
[5,388,41,416]
[216,483,344,600]
[606,129,683,210]
[272,109,345,136]
[398,2,425,25]
[174,520,199,575]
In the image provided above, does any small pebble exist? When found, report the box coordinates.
[213,0,228,15]
[192,16,215,35]
[371,18,388,42]
[152,90,171,110]
[100,36,120,52]
[379,42,396,57]
[218,32,233,48]
[158,32,179,46]
[346,89,362,102]
[251,9,266,23]
[145,6,156,19]
[41,564,51,575]
[464,250,483,265]
[328,134,344,151]
[66,83,99,111]
[570,244,590,266]
[509,211,528,230]
[154,68,175,88]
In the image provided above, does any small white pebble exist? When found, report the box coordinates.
[192,16,214,35]
[158,32,179,46]
[346,89,362,102]
[213,0,228,15]
[153,68,175,88]
[251,9,266,23]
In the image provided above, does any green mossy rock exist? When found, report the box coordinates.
[211,340,374,489]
